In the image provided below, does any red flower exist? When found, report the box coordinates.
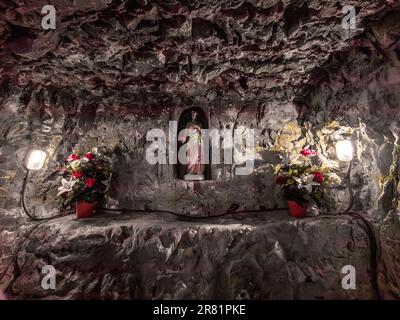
[300,149,318,157]
[313,172,324,183]
[85,152,95,160]
[67,154,80,162]
[72,171,84,179]
[86,178,96,188]
[276,176,287,185]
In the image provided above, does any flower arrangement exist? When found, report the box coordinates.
[275,148,339,208]
[57,150,112,206]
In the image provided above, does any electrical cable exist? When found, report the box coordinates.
[344,161,354,214]
[349,211,381,300]
[0,212,71,294]
[319,211,381,300]
[21,170,69,221]
[0,170,73,295]
[14,161,382,300]
[346,160,380,298]
[343,161,381,299]
[320,160,381,300]
[96,207,289,221]
[95,161,377,299]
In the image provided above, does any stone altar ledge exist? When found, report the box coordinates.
[6,211,377,300]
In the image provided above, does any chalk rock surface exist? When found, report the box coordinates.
[6,211,378,300]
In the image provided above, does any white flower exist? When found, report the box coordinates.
[91,147,99,156]
[57,178,76,196]
[279,153,302,166]
[293,174,320,193]
[326,173,342,185]
[70,160,81,171]
[317,153,339,169]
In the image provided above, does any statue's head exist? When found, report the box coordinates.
[191,110,198,120]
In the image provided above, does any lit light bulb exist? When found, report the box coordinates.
[25,149,47,171]
[335,140,353,162]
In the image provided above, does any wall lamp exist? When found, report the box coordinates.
[23,149,47,171]
[21,148,48,220]
[335,139,354,212]
[336,140,353,162]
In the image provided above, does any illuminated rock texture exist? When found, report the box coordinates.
[1,0,400,215]
[1,0,400,299]
[6,212,377,300]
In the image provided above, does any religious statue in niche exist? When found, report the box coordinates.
[178,110,205,181]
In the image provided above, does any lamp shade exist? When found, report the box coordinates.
[25,149,47,171]
[335,140,353,162]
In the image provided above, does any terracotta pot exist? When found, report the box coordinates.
[287,200,308,219]
[76,201,96,219]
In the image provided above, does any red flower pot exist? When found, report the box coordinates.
[288,200,308,219]
[76,201,96,219]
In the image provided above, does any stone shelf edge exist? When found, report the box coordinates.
[1,211,380,300]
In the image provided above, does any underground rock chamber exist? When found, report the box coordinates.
[0,0,400,300]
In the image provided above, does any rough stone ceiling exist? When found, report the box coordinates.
[0,0,399,108]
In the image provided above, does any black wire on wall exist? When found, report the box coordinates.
[5,163,381,300]
[96,207,289,220]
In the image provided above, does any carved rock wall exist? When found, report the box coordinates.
[0,1,399,216]
[1,0,400,299]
